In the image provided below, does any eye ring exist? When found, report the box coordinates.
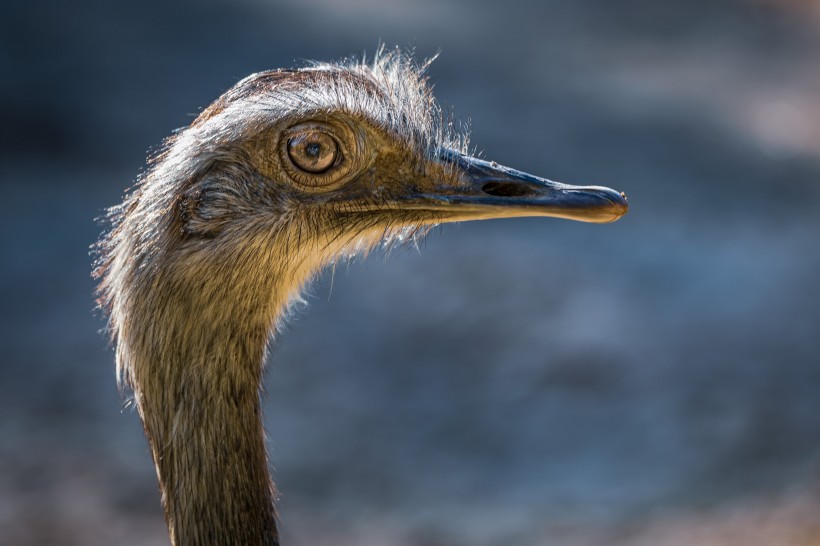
[287,130,339,174]
[279,121,365,192]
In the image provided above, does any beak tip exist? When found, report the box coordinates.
[609,192,629,222]
[583,186,629,223]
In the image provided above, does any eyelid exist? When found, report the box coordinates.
[279,120,367,192]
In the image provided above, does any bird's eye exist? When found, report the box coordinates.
[279,121,368,192]
[287,131,338,173]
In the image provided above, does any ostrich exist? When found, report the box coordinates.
[94,50,628,545]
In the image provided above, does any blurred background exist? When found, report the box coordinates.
[2,0,819,544]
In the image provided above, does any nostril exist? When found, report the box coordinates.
[481,181,538,198]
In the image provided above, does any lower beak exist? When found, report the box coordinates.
[417,149,629,224]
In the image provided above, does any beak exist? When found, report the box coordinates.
[414,148,628,224]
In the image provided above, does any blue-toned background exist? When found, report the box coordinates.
[2,0,819,544]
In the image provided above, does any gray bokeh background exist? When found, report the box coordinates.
[2,0,819,544]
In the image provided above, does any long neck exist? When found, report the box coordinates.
[129,289,281,545]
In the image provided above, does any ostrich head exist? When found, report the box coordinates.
[95,49,627,545]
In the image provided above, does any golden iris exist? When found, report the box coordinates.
[287,131,338,173]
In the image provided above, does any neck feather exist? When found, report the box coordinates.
[110,203,385,545]
[124,269,285,546]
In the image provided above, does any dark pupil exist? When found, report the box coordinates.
[305,142,322,158]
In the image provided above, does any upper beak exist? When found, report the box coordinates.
[415,148,629,224]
